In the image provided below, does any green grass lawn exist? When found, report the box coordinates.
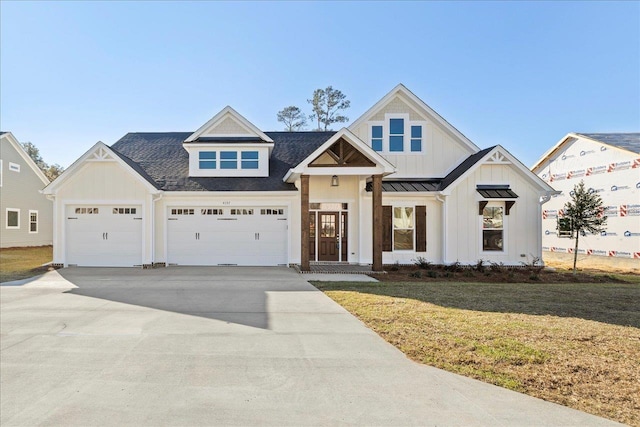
[0,246,53,283]
[313,280,640,426]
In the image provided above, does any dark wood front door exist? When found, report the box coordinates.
[318,212,339,261]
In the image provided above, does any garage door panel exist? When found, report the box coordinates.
[66,205,142,267]
[167,207,287,266]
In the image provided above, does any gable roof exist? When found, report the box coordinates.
[0,131,50,185]
[184,106,274,143]
[576,133,640,154]
[531,132,640,172]
[110,131,336,191]
[349,84,480,153]
[43,141,160,194]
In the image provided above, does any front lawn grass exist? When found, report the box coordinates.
[312,280,640,426]
[0,246,53,283]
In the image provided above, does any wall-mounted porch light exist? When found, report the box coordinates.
[331,175,339,187]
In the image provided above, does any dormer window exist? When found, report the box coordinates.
[241,151,259,169]
[220,151,237,169]
[199,152,216,169]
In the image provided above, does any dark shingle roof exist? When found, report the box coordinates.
[439,146,495,190]
[110,131,335,191]
[577,133,640,154]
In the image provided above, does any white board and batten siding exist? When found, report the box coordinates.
[350,95,474,178]
[535,136,640,259]
[54,161,152,266]
[447,164,542,265]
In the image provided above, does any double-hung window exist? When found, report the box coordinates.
[220,151,237,169]
[411,126,422,152]
[199,152,216,169]
[241,151,259,169]
[371,126,383,152]
[482,204,504,251]
[29,210,38,233]
[393,207,414,250]
[389,119,404,152]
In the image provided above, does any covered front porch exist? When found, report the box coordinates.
[283,129,395,272]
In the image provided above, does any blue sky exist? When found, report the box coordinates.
[1,1,638,168]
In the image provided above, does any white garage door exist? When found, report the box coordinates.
[66,205,143,267]
[167,207,288,266]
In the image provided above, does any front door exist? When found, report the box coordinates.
[318,212,339,261]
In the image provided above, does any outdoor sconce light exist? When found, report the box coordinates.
[331,175,339,187]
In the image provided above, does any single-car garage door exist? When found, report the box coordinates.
[167,207,288,266]
[66,205,143,267]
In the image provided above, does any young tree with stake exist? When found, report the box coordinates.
[561,180,607,274]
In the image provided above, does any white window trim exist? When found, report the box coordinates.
[6,208,20,229]
[369,115,427,154]
[480,201,506,254]
[29,210,38,234]
[9,162,20,172]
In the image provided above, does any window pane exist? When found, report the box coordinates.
[389,136,403,152]
[241,160,259,169]
[390,118,404,135]
[7,211,18,227]
[483,207,503,229]
[199,161,216,169]
[394,230,414,250]
[199,151,216,160]
[393,207,414,229]
[411,125,422,138]
[411,139,422,152]
[220,161,237,169]
[372,125,383,138]
[241,151,258,160]
[483,230,503,251]
[372,138,382,152]
[220,151,237,160]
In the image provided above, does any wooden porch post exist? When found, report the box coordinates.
[301,174,310,271]
[372,174,383,271]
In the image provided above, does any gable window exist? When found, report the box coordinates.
[220,151,237,169]
[389,118,404,152]
[199,152,216,169]
[9,162,20,172]
[371,126,383,152]
[411,126,422,152]
[393,207,414,250]
[482,204,504,251]
[29,210,38,233]
[6,208,19,229]
[241,151,259,169]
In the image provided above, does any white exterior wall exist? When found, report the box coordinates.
[53,161,153,265]
[446,164,542,265]
[351,95,474,178]
[535,137,640,259]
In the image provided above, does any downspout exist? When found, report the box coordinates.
[436,194,447,265]
[45,194,58,265]
[151,192,164,267]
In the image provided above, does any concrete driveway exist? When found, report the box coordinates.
[1,267,616,426]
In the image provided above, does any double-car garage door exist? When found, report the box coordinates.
[65,205,288,267]
[167,207,288,266]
